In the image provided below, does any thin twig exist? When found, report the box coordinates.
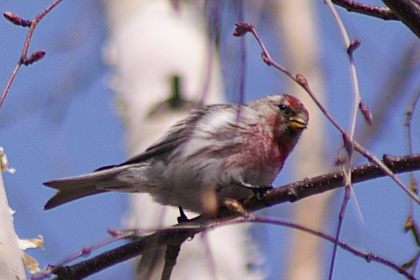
[0,0,65,111]
[405,88,420,215]
[323,1,364,277]
[238,0,246,105]
[404,87,420,275]
[246,217,416,280]
[323,0,362,156]
[354,142,420,204]
[328,182,352,280]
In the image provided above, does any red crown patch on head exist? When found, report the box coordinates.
[284,94,304,109]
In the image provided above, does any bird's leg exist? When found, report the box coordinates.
[177,207,189,223]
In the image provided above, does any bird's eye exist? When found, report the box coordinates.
[278,104,288,111]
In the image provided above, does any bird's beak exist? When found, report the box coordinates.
[289,116,308,130]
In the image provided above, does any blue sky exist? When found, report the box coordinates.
[0,1,419,279]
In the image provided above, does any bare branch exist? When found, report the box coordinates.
[382,0,420,38]
[332,0,398,20]
[0,0,65,111]
[322,2,364,277]
[247,217,416,280]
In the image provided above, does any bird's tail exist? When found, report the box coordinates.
[44,165,131,210]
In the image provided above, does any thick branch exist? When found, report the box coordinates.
[259,154,420,207]
[53,230,195,280]
[332,0,398,20]
[382,0,420,38]
[50,153,420,280]
[332,0,420,39]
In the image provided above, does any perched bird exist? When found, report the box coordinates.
[44,94,309,214]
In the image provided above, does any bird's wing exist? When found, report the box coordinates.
[95,106,214,171]
[96,104,253,172]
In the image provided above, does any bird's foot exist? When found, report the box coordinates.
[252,186,273,200]
[177,207,189,223]
[251,186,273,207]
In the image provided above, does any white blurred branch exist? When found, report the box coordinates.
[273,0,328,279]
[102,1,263,279]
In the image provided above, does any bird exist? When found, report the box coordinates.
[44,94,309,215]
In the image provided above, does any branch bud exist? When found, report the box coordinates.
[3,12,31,27]
[359,101,373,125]
[347,39,361,55]
[233,23,253,37]
[22,50,46,66]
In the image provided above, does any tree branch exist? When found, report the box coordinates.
[47,153,420,280]
[332,0,398,20]
[332,0,420,39]
[382,0,420,39]
[0,0,65,111]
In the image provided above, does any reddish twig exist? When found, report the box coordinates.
[322,2,364,278]
[237,0,246,105]
[328,180,352,280]
[246,217,416,280]
[405,88,420,211]
[0,0,65,111]
[404,87,420,275]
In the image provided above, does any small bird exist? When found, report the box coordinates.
[44,94,309,214]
